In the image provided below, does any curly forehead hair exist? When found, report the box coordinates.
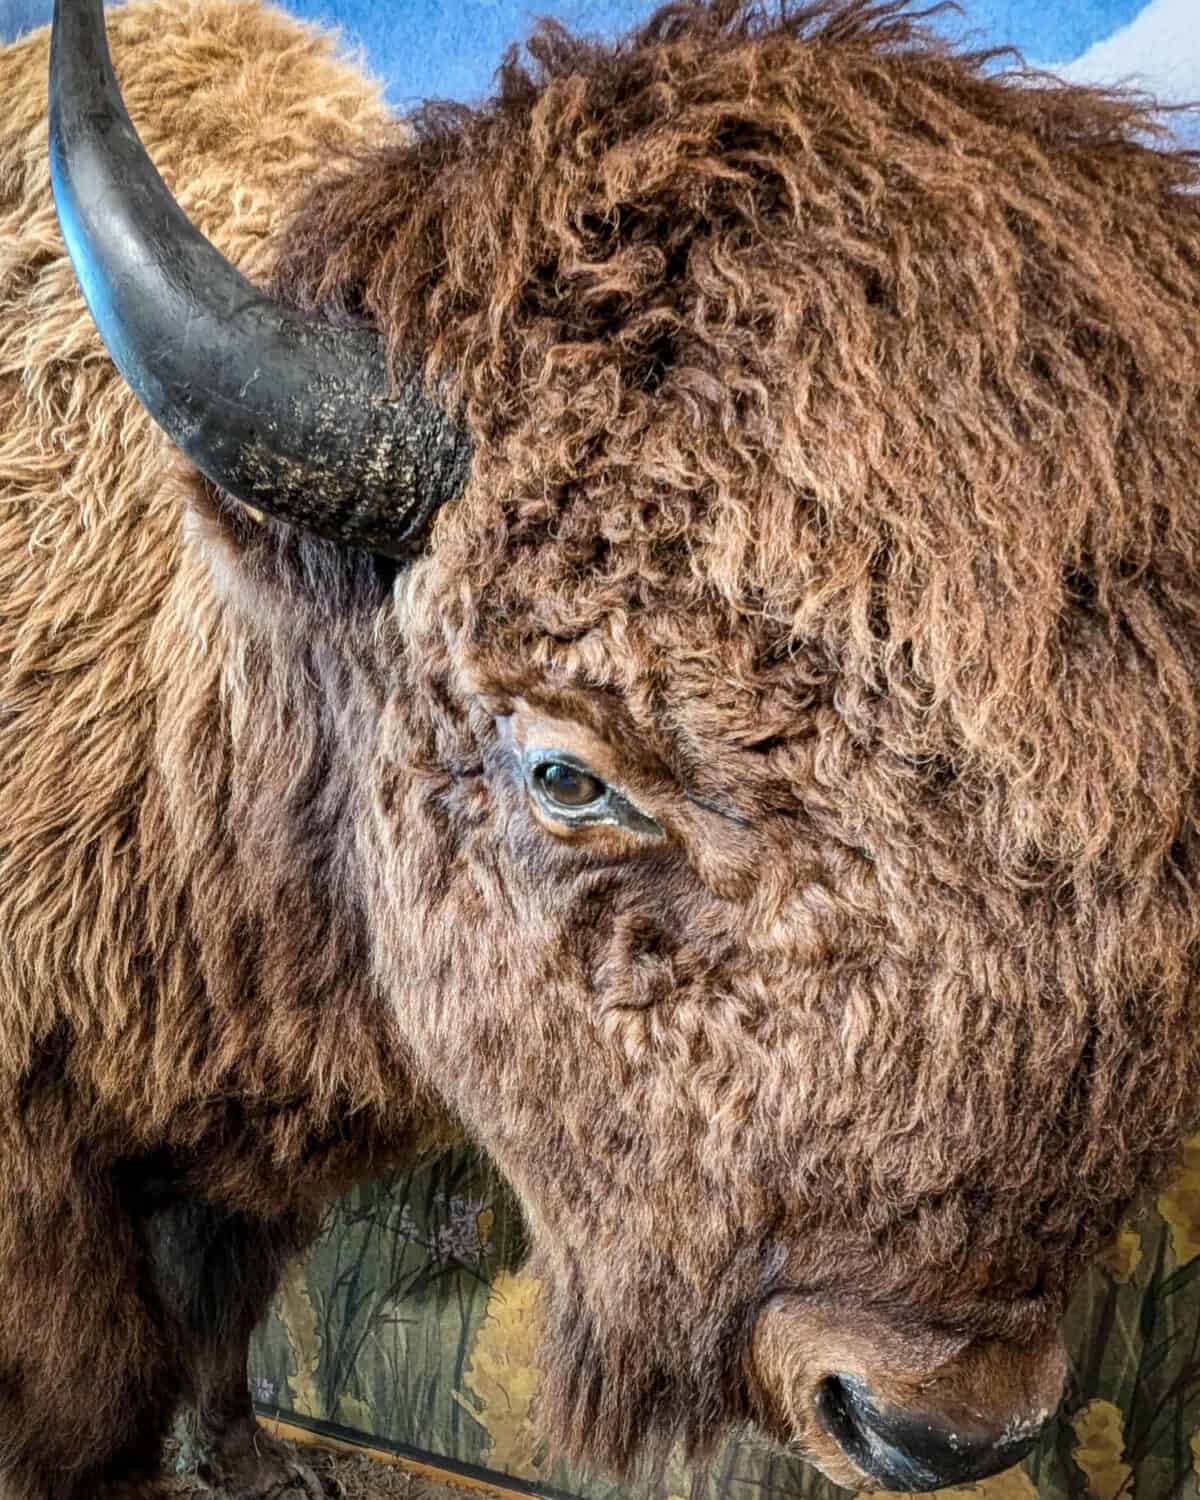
[274,0,1200,864]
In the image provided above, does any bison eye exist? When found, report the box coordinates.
[534,761,606,809]
[524,750,664,838]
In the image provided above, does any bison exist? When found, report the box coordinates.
[1,0,1199,1493]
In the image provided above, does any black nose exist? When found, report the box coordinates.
[814,1374,1043,1492]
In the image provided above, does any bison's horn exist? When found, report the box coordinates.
[48,0,470,559]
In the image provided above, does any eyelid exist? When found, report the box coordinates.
[524,748,664,838]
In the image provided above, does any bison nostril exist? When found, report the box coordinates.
[814,1375,877,1476]
[814,1374,1042,1493]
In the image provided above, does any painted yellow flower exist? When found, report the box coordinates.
[275,1259,324,1419]
[335,1392,374,1432]
[972,1476,1040,1500]
[1071,1400,1132,1500]
[1097,1226,1143,1285]
[460,1270,545,1476]
[1159,1134,1200,1265]
[858,1466,1038,1498]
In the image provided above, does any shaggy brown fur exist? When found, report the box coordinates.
[3,0,1200,1494]
[0,6,441,1496]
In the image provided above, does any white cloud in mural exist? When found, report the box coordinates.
[1034,0,1200,148]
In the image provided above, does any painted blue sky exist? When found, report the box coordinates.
[265,0,1159,105]
[932,0,1150,64]
[1,0,1195,140]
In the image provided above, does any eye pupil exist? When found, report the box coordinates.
[537,762,605,809]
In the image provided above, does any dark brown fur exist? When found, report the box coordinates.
[2,0,1200,1493]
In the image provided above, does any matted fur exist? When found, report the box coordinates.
[2,0,1200,1493]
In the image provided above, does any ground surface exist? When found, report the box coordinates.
[163,1432,490,1500]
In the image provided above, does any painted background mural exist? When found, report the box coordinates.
[2,0,1199,1495]
[2,0,1199,135]
[245,1142,1200,1500]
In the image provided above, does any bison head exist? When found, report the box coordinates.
[50,0,1200,1490]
